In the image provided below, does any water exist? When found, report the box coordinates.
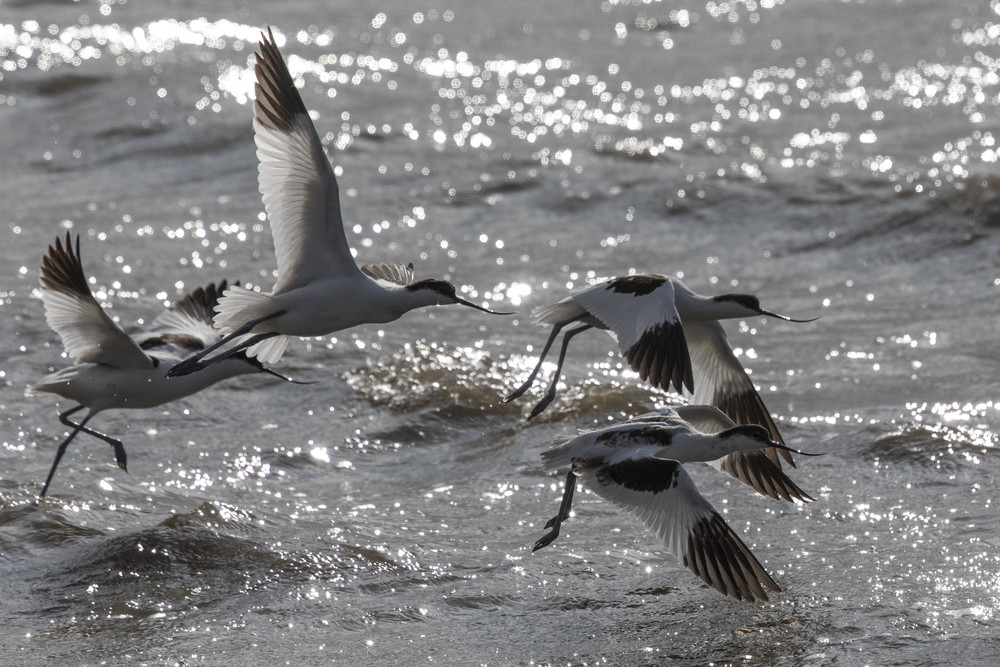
[1,0,999,664]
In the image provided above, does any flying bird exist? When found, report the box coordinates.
[504,274,816,467]
[532,406,820,602]
[169,28,507,378]
[626,405,814,503]
[29,233,300,498]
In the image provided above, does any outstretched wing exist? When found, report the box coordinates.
[584,458,780,602]
[684,319,793,467]
[139,280,232,358]
[254,28,360,293]
[38,233,152,370]
[573,275,693,393]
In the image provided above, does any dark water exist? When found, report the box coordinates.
[1,1,999,664]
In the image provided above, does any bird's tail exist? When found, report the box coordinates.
[26,367,78,399]
[539,434,580,471]
[530,300,584,326]
[213,286,290,364]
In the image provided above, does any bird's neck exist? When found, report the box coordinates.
[675,287,756,321]
[386,284,445,317]
[667,432,733,462]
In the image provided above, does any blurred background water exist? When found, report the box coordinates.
[1,0,999,664]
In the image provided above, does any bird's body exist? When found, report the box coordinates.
[619,405,813,502]
[169,29,505,376]
[532,408,818,602]
[31,356,251,412]
[505,274,816,457]
[29,233,295,498]
[211,270,463,354]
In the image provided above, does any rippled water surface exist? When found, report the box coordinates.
[2,1,999,664]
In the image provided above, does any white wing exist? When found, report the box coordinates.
[360,262,415,286]
[139,281,230,358]
[573,276,693,393]
[253,29,360,294]
[38,234,151,370]
[670,405,736,432]
[581,458,779,601]
[684,319,791,468]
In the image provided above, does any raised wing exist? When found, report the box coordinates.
[584,458,780,602]
[254,28,359,294]
[360,262,415,286]
[683,319,793,466]
[38,233,152,370]
[140,280,231,358]
[573,275,693,393]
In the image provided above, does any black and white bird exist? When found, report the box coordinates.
[626,405,814,503]
[532,406,819,602]
[28,233,300,498]
[504,274,816,459]
[168,28,507,378]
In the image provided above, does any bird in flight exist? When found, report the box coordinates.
[169,28,508,378]
[29,233,300,498]
[505,274,817,473]
[532,405,820,602]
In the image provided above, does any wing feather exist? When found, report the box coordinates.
[38,233,151,370]
[254,28,359,294]
[573,276,693,393]
[139,280,231,357]
[360,262,415,286]
[583,459,779,601]
[684,319,793,466]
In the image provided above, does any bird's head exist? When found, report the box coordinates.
[406,279,512,314]
[718,424,820,458]
[712,293,818,322]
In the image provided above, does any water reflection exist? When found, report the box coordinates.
[3,3,1000,664]
[4,10,997,194]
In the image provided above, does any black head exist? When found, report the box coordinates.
[713,293,819,323]
[720,423,821,457]
[720,423,773,445]
[407,279,512,314]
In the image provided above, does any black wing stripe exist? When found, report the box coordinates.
[624,321,694,394]
[595,458,680,494]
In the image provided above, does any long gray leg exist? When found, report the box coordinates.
[39,406,117,499]
[532,470,578,552]
[57,406,126,469]
[527,324,593,419]
[504,314,587,403]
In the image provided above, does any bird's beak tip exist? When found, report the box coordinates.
[772,441,822,456]
[763,309,821,323]
[456,297,513,315]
